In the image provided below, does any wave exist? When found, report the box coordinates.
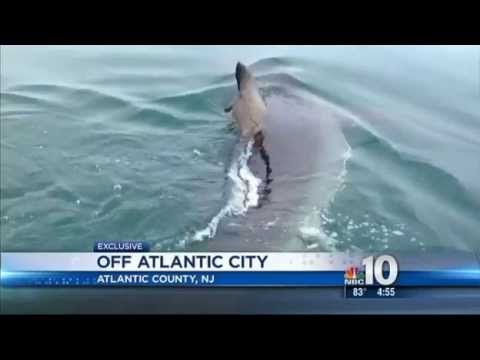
[325,121,480,253]
[1,84,219,134]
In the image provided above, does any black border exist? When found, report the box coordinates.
[2,6,479,342]
[2,314,477,345]
[2,4,480,44]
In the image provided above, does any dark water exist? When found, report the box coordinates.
[1,45,480,255]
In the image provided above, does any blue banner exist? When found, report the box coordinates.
[1,270,480,287]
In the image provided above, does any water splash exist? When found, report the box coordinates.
[192,139,261,241]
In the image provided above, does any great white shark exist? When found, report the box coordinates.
[192,61,353,251]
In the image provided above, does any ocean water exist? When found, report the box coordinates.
[1,45,480,256]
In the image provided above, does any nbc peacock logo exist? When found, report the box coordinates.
[344,265,365,285]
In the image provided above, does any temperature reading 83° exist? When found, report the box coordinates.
[362,255,399,286]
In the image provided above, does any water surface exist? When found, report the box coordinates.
[1,45,480,255]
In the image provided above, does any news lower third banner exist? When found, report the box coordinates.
[1,252,480,287]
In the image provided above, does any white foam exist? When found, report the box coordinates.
[264,217,279,230]
[192,140,261,242]
[321,213,333,224]
[298,226,337,252]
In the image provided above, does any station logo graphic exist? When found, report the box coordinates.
[344,266,365,285]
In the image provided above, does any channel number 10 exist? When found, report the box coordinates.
[362,255,399,286]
